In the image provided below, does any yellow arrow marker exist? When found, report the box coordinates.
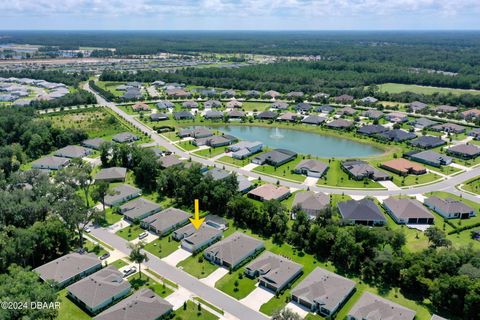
[189,199,205,230]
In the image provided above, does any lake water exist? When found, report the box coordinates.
[215,125,383,158]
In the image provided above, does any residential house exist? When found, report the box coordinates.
[362,109,384,120]
[132,102,150,112]
[245,90,261,98]
[182,100,198,109]
[104,184,141,206]
[461,108,480,119]
[67,266,131,315]
[252,149,297,166]
[360,96,378,104]
[226,100,243,109]
[227,109,245,119]
[112,132,139,143]
[468,128,480,140]
[32,156,70,171]
[434,105,458,114]
[82,138,107,150]
[376,129,416,142]
[406,150,452,167]
[409,136,445,149]
[119,198,161,221]
[205,215,229,230]
[156,101,173,110]
[334,94,354,103]
[337,106,356,116]
[264,90,281,99]
[221,89,236,97]
[408,101,428,113]
[348,292,415,320]
[228,141,263,159]
[94,167,127,182]
[179,224,223,253]
[337,199,386,226]
[424,197,475,219]
[287,91,304,99]
[245,252,303,293]
[295,103,312,113]
[204,100,222,108]
[141,207,191,236]
[204,232,264,269]
[34,253,102,288]
[431,123,466,134]
[383,197,434,224]
[292,191,330,219]
[291,267,356,317]
[380,158,426,176]
[256,111,278,120]
[326,119,354,130]
[204,110,224,120]
[178,128,213,139]
[357,124,388,136]
[447,144,480,159]
[193,135,232,148]
[93,288,173,320]
[173,111,194,120]
[411,117,438,129]
[277,112,300,122]
[158,155,183,168]
[54,145,92,158]
[150,113,168,121]
[301,115,326,125]
[312,93,330,100]
[385,112,408,123]
[315,105,334,114]
[270,101,289,110]
[341,160,391,181]
[166,88,191,98]
[248,184,291,202]
[294,159,328,178]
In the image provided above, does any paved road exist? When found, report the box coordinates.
[84,82,480,204]
[90,227,268,320]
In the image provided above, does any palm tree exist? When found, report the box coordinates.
[129,242,148,279]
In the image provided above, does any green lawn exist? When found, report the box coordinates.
[215,268,257,299]
[144,236,181,259]
[83,239,108,257]
[216,155,253,167]
[115,224,145,241]
[110,259,129,269]
[317,160,384,189]
[57,289,91,320]
[391,172,440,187]
[99,208,123,226]
[425,191,480,229]
[377,83,480,96]
[252,156,306,183]
[161,131,182,142]
[177,255,218,279]
[193,146,228,158]
[176,140,200,152]
[173,300,219,320]
[241,102,271,112]
[462,176,480,194]
[127,273,173,298]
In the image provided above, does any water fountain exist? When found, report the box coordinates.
[270,127,284,139]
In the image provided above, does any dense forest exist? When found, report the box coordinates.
[0,70,89,87]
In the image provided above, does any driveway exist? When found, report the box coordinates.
[285,302,310,318]
[241,163,260,171]
[240,286,275,311]
[304,177,318,187]
[130,231,157,245]
[378,180,402,191]
[200,267,229,287]
[165,287,193,310]
[162,248,191,266]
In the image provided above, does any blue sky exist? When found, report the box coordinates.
[0,0,479,30]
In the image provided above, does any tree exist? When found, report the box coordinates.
[91,180,112,219]
[425,226,451,248]
[55,161,94,207]
[129,242,148,279]
[271,308,302,320]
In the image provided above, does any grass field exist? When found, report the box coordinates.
[57,289,91,320]
[193,146,228,158]
[177,255,219,279]
[215,268,257,299]
[115,224,145,241]
[127,273,173,298]
[377,83,480,96]
[173,300,219,320]
[144,236,181,259]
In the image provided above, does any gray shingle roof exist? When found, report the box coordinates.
[54,145,92,158]
[204,232,264,267]
[67,266,131,311]
[158,155,183,168]
[182,224,223,247]
[447,144,480,157]
[95,167,127,181]
[292,191,330,217]
[425,197,474,215]
[142,207,191,233]
[409,136,445,148]
[301,115,326,124]
[104,184,141,206]
[112,132,139,143]
[295,159,328,176]
[338,199,386,223]
[348,292,416,320]
[34,253,101,284]
[94,288,173,320]
[383,197,434,221]
[31,156,70,170]
[291,267,356,313]
[120,198,161,220]
[82,138,107,150]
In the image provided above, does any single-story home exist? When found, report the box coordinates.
[301,115,326,125]
[205,215,229,230]
[405,150,452,167]
[193,135,232,148]
[408,101,428,112]
[292,191,330,219]
[348,292,415,320]
[67,266,131,315]
[326,119,354,130]
[204,232,264,269]
[360,96,378,104]
[112,132,139,143]
[32,156,70,171]
[204,100,222,108]
[294,159,328,178]
[337,199,386,226]
[228,141,263,159]
[93,288,173,320]
[270,101,289,110]
[150,113,169,121]
[82,138,107,150]
[431,123,466,134]
[295,103,312,113]
[104,184,141,206]
[277,112,300,122]
[34,252,102,288]
[158,155,183,168]
[409,136,446,149]
[291,267,356,317]
[383,197,434,224]
[341,160,391,181]
[357,124,388,136]
[178,128,212,139]
[204,110,224,120]
[245,252,303,293]
[132,102,150,112]
[156,100,174,109]
[94,167,127,182]
[256,111,278,120]
[424,196,475,219]
[173,111,194,120]
[380,158,426,176]
[362,109,384,120]
[251,149,297,166]
[54,145,92,159]
[119,198,161,221]
[227,110,245,119]
[376,129,416,142]
[315,105,334,114]
[385,112,408,123]
[461,108,480,119]
[180,224,223,253]
[182,100,198,109]
[410,117,438,129]
[337,106,356,116]
[226,100,243,109]
[248,184,291,202]
[141,207,191,236]
[334,94,354,103]
[264,90,281,99]
[447,144,480,159]
[433,105,458,114]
